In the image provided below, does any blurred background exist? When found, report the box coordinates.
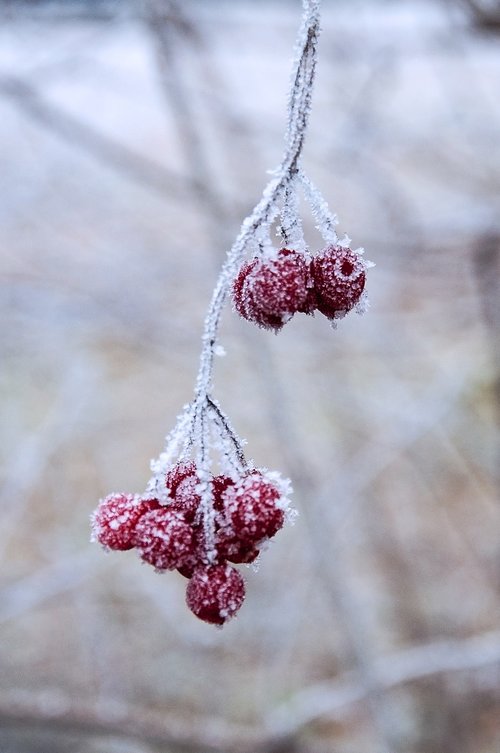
[1,0,499,752]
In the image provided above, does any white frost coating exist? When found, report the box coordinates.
[207,397,247,476]
[355,291,371,316]
[279,174,306,252]
[337,234,352,248]
[298,169,339,245]
[146,403,195,502]
[259,469,294,513]
[284,0,320,170]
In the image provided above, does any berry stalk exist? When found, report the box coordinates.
[189,0,321,466]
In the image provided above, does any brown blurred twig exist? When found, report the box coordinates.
[473,234,500,419]
[0,358,99,563]
[0,74,195,202]
[0,691,276,753]
[0,552,97,623]
[266,629,500,735]
[457,0,500,29]
[143,0,235,249]
[0,630,498,751]
[473,233,500,505]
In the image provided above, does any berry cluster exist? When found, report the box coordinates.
[233,244,367,332]
[91,464,291,625]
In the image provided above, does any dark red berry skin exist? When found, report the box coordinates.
[135,508,195,571]
[165,462,200,522]
[310,246,366,319]
[165,461,197,496]
[186,564,245,625]
[176,524,208,578]
[233,249,314,331]
[91,494,160,551]
[233,257,258,321]
[165,466,234,523]
[167,473,238,578]
[212,474,234,510]
[216,534,259,565]
[222,472,284,545]
[177,561,198,579]
[177,531,259,580]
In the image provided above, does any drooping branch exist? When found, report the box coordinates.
[193,0,321,405]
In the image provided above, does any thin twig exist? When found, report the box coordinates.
[206,396,247,470]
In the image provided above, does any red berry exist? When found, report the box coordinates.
[91,493,160,551]
[216,533,260,565]
[166,462,200,522]
[177,517,259,575]
[177,561,198,579]
[135,508,195,570]
[165,461,196,496]
[176,524,209,578]
[186,564,245,625]
[222,472,285,545]
[233,248,314,331]
[310,246,366,319]
[233,257,258,321]
[212,474,234,511]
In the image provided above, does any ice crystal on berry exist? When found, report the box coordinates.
[91,452,293,624]
[233,248,314,331]
[222,472,285,544]
[311,245,367,320]
[135,509,195,571]
[165,461,201,522]
[232,192,371,330]
[91,493,160,551]
[186,564,246,625]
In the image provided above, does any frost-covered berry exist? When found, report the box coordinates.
[310,246,366,319]
[91,493,160,551]
[176,519,259,575]
[165,461,196,496]
[222,472,285,545]
[175,524,209,579]
[135,508,195,571]
[165,461,200,522]
[212,474,234,510]
[233,248,314,331]
[216,533,260,565]
[177,560,198,579]
[186,564,245,625]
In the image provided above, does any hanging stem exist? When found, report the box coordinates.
[207,396,248,471]
[192,0,321,411]
[146,0,322,499]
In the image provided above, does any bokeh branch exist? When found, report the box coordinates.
[0,74,194,201]
[0,630,499,751]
